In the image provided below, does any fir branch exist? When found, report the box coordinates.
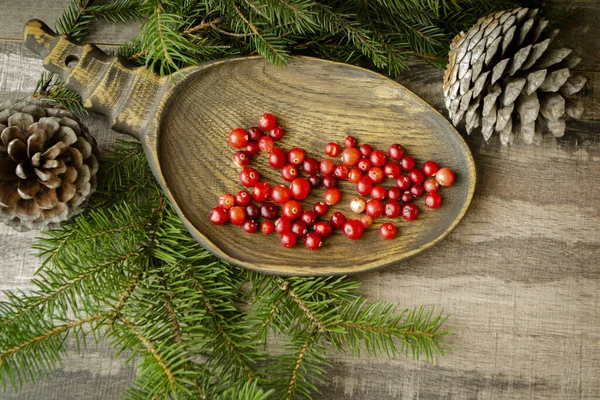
[87,0,143,23]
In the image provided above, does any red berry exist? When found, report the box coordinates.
[302,158,319,174]
[357,158,371,172]
[379,222,397,239]
[344,135,357,148]
[281,164,299,182]
[356,176,373,196]
[260,202,278,220]
[360,215,373,228]
[269,126,285,141]
[436,168,455,187]
[371,185,387,201]
[314,221,333,237]
[368,167,384,184]
[269,148,287,168]
[384,162,401,179]
[422,161,439,177]
[252,181,271,202]
[243,220,258,233]
[409,169,425,184]
[271,185,292,204]
[330,212,346,229]
[258,136,275,152]
[396,175,411,190]
[300,210,318,226]
[320,159,335,175]
[229,206,246,225]
[282,200,303,220]
[388,187,402,201]
[314,201,328,216]
[366,199,384,218]
[209,207,229,225]
[258,113,277,131]
[291,221,308,237]
[233,151,250,167]
[334,164,349,180]
[410,184,424,197]
[235,190,251,206]
[425,192,443,209]
[288,148,306,165]
[401,191,413,204]
[322,174,337,189]
[261,221,275,235]
[245,204,260,219]
[423,179,439,193]
[305,232,323,250]
[218,193,235,210]
[400,156,416,171]
[280,232,297,248]
[402,203,419,221]
[290,178,311,200]
[324,188,341,205]
[348,168,362,183]
[350,197,366,214]
[343,219,364,240]
[388,144,405,161]
[308,174,321,188]
[245,141,260,155]
[228,128,249,148]
[359,143,373,157]
[341,147,361,166]
[275,216,292,234]
[240,167,260,187]
[369,150,387,167]
[324,142,341,157]
[247,126,263,141]
[384,200,401,218]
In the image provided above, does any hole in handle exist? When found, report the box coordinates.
[65,55,79,69]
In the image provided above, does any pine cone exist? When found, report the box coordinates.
[443,8,587,145]
[0,98,99,230]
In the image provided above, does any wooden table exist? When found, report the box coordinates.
[1,1,599,399]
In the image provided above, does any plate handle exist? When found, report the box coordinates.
[23,19,174,140]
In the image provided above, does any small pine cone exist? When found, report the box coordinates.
[0,98,99,230]
[443,8,587,145]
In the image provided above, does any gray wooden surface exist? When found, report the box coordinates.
[1,1,599,399]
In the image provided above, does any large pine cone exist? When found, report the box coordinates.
[443,8,587,145]
[0,98,99,230]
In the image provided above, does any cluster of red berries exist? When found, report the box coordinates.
[209,113,455,250]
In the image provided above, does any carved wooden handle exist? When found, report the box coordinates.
[24,19,171,139]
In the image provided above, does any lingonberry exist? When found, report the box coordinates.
[258,136,275,152]
[368,167,384,184]
[261,220,275,235]
[396,175,411,190]
[366,199,384,218]
[209,207,229,225]
[379,222,397,239]
[245,204,260,220]
[410,184,424,197]
[330,212,346,229]
[245,141,260,155]
[359,143,373,157]
[324,188,342,205]
[281,164,299,182]
[280,232,297,248]
[218,193,235,210]
[348,168,362,183]
[314,221,333,237]
[269,148,287,168]
[425,192,443,209]
[350,197,366,214]
[228,128,249,148]
[357,158,371,172]
[360,215,373,228]
[320,159,335,175]
[252,181,271,202]
[423,179,439,193]
[388,144,405,161]
[229,206,247,225]
[282,200,303,220]
[240,167,260,187]
[409,168,425,184]
[388,187,402,201]
[271,185,292,204]
[436,168,455,187]
[400,155,416,171]
[334,164,349,180]
[258,113,277,130]
[422,160,439,177]
[344,135,357,148]
[343,219,364,240]
[384,162,401,179]
[371,185,387,201]
[269,126,285,140]
[247,126,263,141]
[288,148,306,165]
[233,151,250,168]
[341,147,361,166]
[305,232,323,250]
[402,203,419,221]
[308,174,321,188]
[290,178,311,200]
[322,174,337,189]
[235,190,251,206]
[302,158,319,174]
[275,216,292,234]
[324,142,341,157]
[400,191,413,204]
[291,221,308,237]
[356,176,373,196]
[314,201,328,216]
[300,210,318,226]
[260,202,278,220]
[369,150,387,167]
[384,200,401,218]
[243,220,258,233]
